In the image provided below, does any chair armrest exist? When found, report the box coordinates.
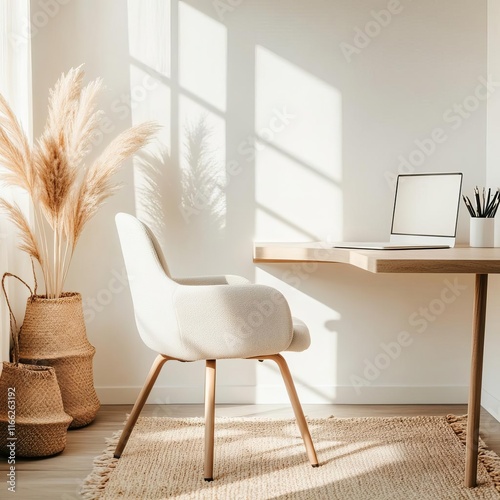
[174,275,251,286]
[173,284,293,360]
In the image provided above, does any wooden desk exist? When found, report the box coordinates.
[254,242,500,487]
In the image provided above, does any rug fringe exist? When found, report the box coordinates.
[446,414,500,493]
[80,430,121,500]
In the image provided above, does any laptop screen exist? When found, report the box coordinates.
[391,173,463,238]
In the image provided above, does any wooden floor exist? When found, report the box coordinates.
[1,404,500,499]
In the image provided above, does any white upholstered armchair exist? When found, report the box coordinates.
[113,213,318,480]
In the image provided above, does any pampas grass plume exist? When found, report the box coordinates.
[0,66,158,298]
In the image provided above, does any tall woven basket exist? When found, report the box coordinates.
[19,293,100,428]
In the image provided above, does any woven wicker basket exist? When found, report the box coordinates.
[0,362,73,457]
[19,293,100,428]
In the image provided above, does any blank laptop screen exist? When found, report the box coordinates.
[391,173,463,238]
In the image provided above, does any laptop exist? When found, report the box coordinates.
[333,172,463,250]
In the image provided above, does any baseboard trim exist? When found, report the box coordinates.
[96,385,469,405]
[481,388,500,423]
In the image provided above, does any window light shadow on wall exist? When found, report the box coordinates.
[253,45,343,398]
[128,0,228,239]
[178,2,227,231]
[127,0,171,77]
[254,46,343,243]
[125,0,343,400]
[178,2,227,113]
[127,0,172,240]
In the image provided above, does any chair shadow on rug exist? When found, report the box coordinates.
[113,213,319,481]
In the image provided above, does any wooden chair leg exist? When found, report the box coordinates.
[204,359,217,481]
[251,354,319,467]
[114,354,171,458]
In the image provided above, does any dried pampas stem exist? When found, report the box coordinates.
[0,199,42,266]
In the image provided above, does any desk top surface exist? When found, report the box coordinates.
[253,242,500,274]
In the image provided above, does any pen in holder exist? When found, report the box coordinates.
[463,186,499,247]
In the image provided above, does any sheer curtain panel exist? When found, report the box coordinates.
[0,0,31,362]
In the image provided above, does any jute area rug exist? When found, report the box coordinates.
[81,414,500,500]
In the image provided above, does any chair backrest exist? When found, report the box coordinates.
[115,213,181,354]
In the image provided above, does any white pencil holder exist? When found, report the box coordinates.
[470,217,495,247]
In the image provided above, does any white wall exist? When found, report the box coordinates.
[29,0,491,407]
[484,0,500,422]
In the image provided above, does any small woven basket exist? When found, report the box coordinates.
[1,270,72,456]
[0,362,73,457]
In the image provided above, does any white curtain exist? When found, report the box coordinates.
[0,0,31,361]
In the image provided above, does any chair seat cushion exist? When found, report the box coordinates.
[286,318,311,352]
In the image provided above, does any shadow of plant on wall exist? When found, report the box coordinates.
[133,116,227,273]
[133,145,179,245]
[180,116,226,232]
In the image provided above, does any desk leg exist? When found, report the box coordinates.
[465,274,488,488]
